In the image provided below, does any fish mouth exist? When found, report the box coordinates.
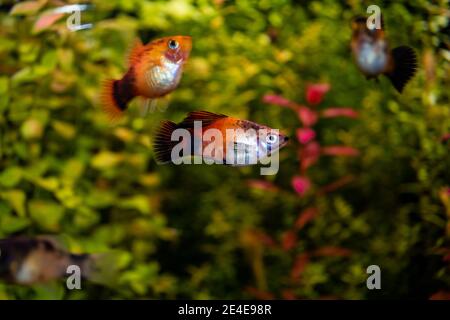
[181,36,192,59]
[264,136,289,156]
[279,136,290,148]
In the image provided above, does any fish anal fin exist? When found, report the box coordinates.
[139,98,156,117]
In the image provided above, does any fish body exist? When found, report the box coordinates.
[0,237,89,285]
[0,237,115,286]
[355,38,390,76]
[154,111,289,165]
[101,36,192,120]
[351,16,417,92]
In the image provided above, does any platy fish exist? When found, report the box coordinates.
[0,237,115,285]
[153,111,289,165]
[351,16,417,93]
[101,36,192,120]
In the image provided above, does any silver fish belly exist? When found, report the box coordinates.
[145,57,182,94]
[357,41,388,75]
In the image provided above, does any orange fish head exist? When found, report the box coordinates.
[153,35,192,63]
[350,16,368,35]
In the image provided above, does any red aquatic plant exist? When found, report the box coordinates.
[264,83,359,195]
[259,83,359,299]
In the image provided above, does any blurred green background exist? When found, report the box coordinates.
[0,0,449,299]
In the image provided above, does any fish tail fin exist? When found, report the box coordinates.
[101,78,133,121]
[385,46,418,93]
[78,251,127,288]
[153,120,178,164]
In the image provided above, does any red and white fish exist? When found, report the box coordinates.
[101,35,192,120]
[153,111,289,165]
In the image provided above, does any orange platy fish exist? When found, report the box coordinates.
[0,236,116,285]
[153,111,289,165]
[351,16,417,93]
[101,35,192,120]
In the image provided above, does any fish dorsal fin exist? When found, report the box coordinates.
[127,39,144,66]
[178,111,228,129]
[36,235,67,251]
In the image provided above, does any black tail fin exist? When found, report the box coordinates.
[385,46,418,93]
[153,121,178,164]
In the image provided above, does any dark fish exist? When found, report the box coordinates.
[351,16,417,93]
[0,236,114,285]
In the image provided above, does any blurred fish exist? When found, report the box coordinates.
[0,236,116,286]
[154,111,289,165]
[351,16,417,93]
[101,36,192,120]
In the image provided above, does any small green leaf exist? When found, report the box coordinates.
[0,214,30,233]
[0,167,23,188]
[119,195,151,215]
[29,200,64,231]
[91,151,123,169]
[52,120,76,139]
[0,190,26,217]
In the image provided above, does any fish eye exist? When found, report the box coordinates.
[266,134,278,144]
[168,39,179,50]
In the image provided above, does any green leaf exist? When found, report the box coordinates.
[0,214,30,233]
[33,177,59,191]
[0,77,9,112]
[52,120,76,139]
[119,195,151,215]
[91,151,124,169]
[29,200,64,231]
[0,190,26,217]
[0,166,23,188]
[32,283,64,300]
